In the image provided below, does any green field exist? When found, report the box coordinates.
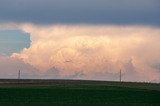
[0,79,160,106]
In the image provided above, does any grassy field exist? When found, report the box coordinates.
[0,79,160,106]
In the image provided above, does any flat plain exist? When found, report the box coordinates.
[0,79,160,106]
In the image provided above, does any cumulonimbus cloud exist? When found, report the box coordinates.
[10,24,160,82]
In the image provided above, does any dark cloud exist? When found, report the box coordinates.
[0,0,159,25]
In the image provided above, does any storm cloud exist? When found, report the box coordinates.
[0,0,159,25]
[0,0,160,82]
[10,24,160,82]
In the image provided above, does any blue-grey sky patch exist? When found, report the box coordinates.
[0,0,159,25]
[0,30,30,55]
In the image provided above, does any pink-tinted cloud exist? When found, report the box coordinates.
[10,24,160,82]
[0,55,39,79]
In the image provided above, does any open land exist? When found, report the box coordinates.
[0,79,160,106]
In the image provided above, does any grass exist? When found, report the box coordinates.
[0,79,160,106]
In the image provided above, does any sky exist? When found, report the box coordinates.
[0,30,30,55]
[0,0,160,82]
